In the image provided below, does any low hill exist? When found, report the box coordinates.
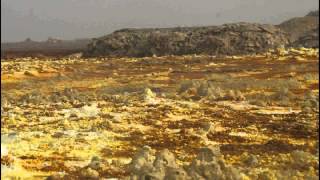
[2,11,318,58]
[84,22,289,57]
[291,26,319,48]
[306,10,319,17]
[278,10,319,47]
[84,10,319,57]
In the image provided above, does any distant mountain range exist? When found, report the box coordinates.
[1,38,91,58]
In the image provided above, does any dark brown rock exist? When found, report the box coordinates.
[278,10,319,47]
[84,23,289,57]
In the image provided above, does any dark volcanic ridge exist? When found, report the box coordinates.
[85,23,289,57]
[84,10,319,57]
[278,11,319,45]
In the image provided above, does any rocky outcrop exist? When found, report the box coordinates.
[291,26,319,48]
[85,23,289,57]
[84,10,319,57]
[306,10,319,17]
[278,10,319,47]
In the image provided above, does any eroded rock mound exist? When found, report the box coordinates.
[291,26,319,48]
[306,10,319,17]
[126,145,243,180]
[278,10,319,47]
[85,23,289,57]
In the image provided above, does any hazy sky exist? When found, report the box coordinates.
[1,0,319,42]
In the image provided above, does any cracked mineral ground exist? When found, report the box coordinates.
[1,48,319,179]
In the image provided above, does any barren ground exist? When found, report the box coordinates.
[1,49,319,179]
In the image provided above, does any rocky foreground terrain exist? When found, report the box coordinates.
[85,11,318,58]
[1,47,319,179]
